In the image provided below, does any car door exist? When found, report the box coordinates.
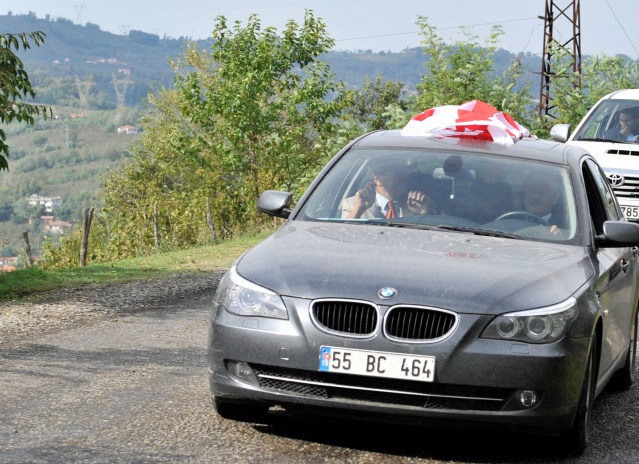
[583,158,638,378]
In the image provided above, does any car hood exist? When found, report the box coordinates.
[567,140,639,170]
[236,222,594,315]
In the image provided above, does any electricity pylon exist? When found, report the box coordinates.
[539,0,582,119]
[111,72,134,112]
[75,74,95,113]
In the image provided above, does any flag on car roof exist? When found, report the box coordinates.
[401,100,535,144]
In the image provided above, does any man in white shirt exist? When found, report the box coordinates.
[341,159,435,219]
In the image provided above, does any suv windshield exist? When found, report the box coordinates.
[298,147,579,244]
[573,99,639,143]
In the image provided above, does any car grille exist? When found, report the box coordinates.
[385,306,457,342]
[310,300,457,341]
[252,364,511,412]
[311,300,378,336]
[604,156,639,200]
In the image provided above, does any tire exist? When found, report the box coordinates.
[562,347,596,455]
[213,397,269,424]
[611,309,638,390]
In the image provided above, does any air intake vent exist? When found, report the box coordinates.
[606,149,639,157]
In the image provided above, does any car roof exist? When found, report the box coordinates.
[600,89,639,100]
[351,129,580,166]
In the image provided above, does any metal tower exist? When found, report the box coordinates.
[75,74,95,113]
[539,0,582,119]
[111,72,134,111]
[73,4,85,25]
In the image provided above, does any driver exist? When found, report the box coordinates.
[522,170,564,234]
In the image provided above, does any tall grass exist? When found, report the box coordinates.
[0,230,271,303]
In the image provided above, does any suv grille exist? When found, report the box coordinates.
[252,364,511,412]
[605,153,639,199]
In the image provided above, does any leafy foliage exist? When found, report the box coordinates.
[342,74,409,131]
[71,12,350,262]
[0,31,52,170]
[410,17,537,130]
[33,12,639,270]
[539,42,639,131]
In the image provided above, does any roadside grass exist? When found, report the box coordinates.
[0,230,272,303]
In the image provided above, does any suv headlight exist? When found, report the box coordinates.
[215,266,288,320]
[481,298,577,344]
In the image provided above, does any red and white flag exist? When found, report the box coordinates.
[400,100,535,144]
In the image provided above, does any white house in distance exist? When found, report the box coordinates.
[27,194,62,212]
[41,215,73,235]
[117,125,138,134]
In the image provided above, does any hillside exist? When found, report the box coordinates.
[0,11,543,258]
[0,11,543,104]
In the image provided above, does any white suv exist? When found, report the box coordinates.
[551,89,639,222]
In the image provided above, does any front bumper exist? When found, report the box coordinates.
[207,299,592,434]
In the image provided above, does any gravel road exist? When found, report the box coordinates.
[1,272,638,464]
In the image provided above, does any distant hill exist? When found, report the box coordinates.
[0,11,544,107]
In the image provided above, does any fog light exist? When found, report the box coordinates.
[518,390,538,408]
[227,361,259,386]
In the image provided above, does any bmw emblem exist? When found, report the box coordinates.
[378,287,397,299]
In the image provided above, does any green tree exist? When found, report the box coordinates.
[539,43,639,133]
[343,74,409,131]
[0,31,52,170]
[411,17,535,127]
[82,12,350,262]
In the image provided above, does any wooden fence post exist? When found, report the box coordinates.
[206,197,217,242]
[80,207,94,267]
[154,202,160,252]
[22,231,33,267]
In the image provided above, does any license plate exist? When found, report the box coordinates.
[318,346,435,382]
[621,206,639,219]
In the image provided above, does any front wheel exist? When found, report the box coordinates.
[562,346,596,455]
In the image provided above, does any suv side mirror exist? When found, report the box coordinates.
[550,124,571,142]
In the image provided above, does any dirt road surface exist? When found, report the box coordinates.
[1,274,638,463]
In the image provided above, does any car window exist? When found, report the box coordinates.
[299,147,579,244]
[583,158,623,233]
[573,99,639,142]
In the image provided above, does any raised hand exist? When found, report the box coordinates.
[407,190,435,215]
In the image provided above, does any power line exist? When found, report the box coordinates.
[603,0,639,57]
[334,17,539,43]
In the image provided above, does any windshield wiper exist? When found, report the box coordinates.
[433,225,521,239]
[578,137,630,143]
[378,220,520,238]
[365,219,443,230]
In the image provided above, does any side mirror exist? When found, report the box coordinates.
[550,124,571,143]
[597,220,639,247]
[257,190,293,219]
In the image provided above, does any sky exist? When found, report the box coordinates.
[3,1,639,59]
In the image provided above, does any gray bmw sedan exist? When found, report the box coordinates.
[207,128,639,455]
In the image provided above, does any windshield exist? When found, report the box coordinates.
[298,146,579,244]
[573,99,639,143]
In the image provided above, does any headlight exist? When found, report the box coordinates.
[481,298,577,344]
[215,266,288,320]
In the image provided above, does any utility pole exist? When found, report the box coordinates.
[539,0,582,120]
